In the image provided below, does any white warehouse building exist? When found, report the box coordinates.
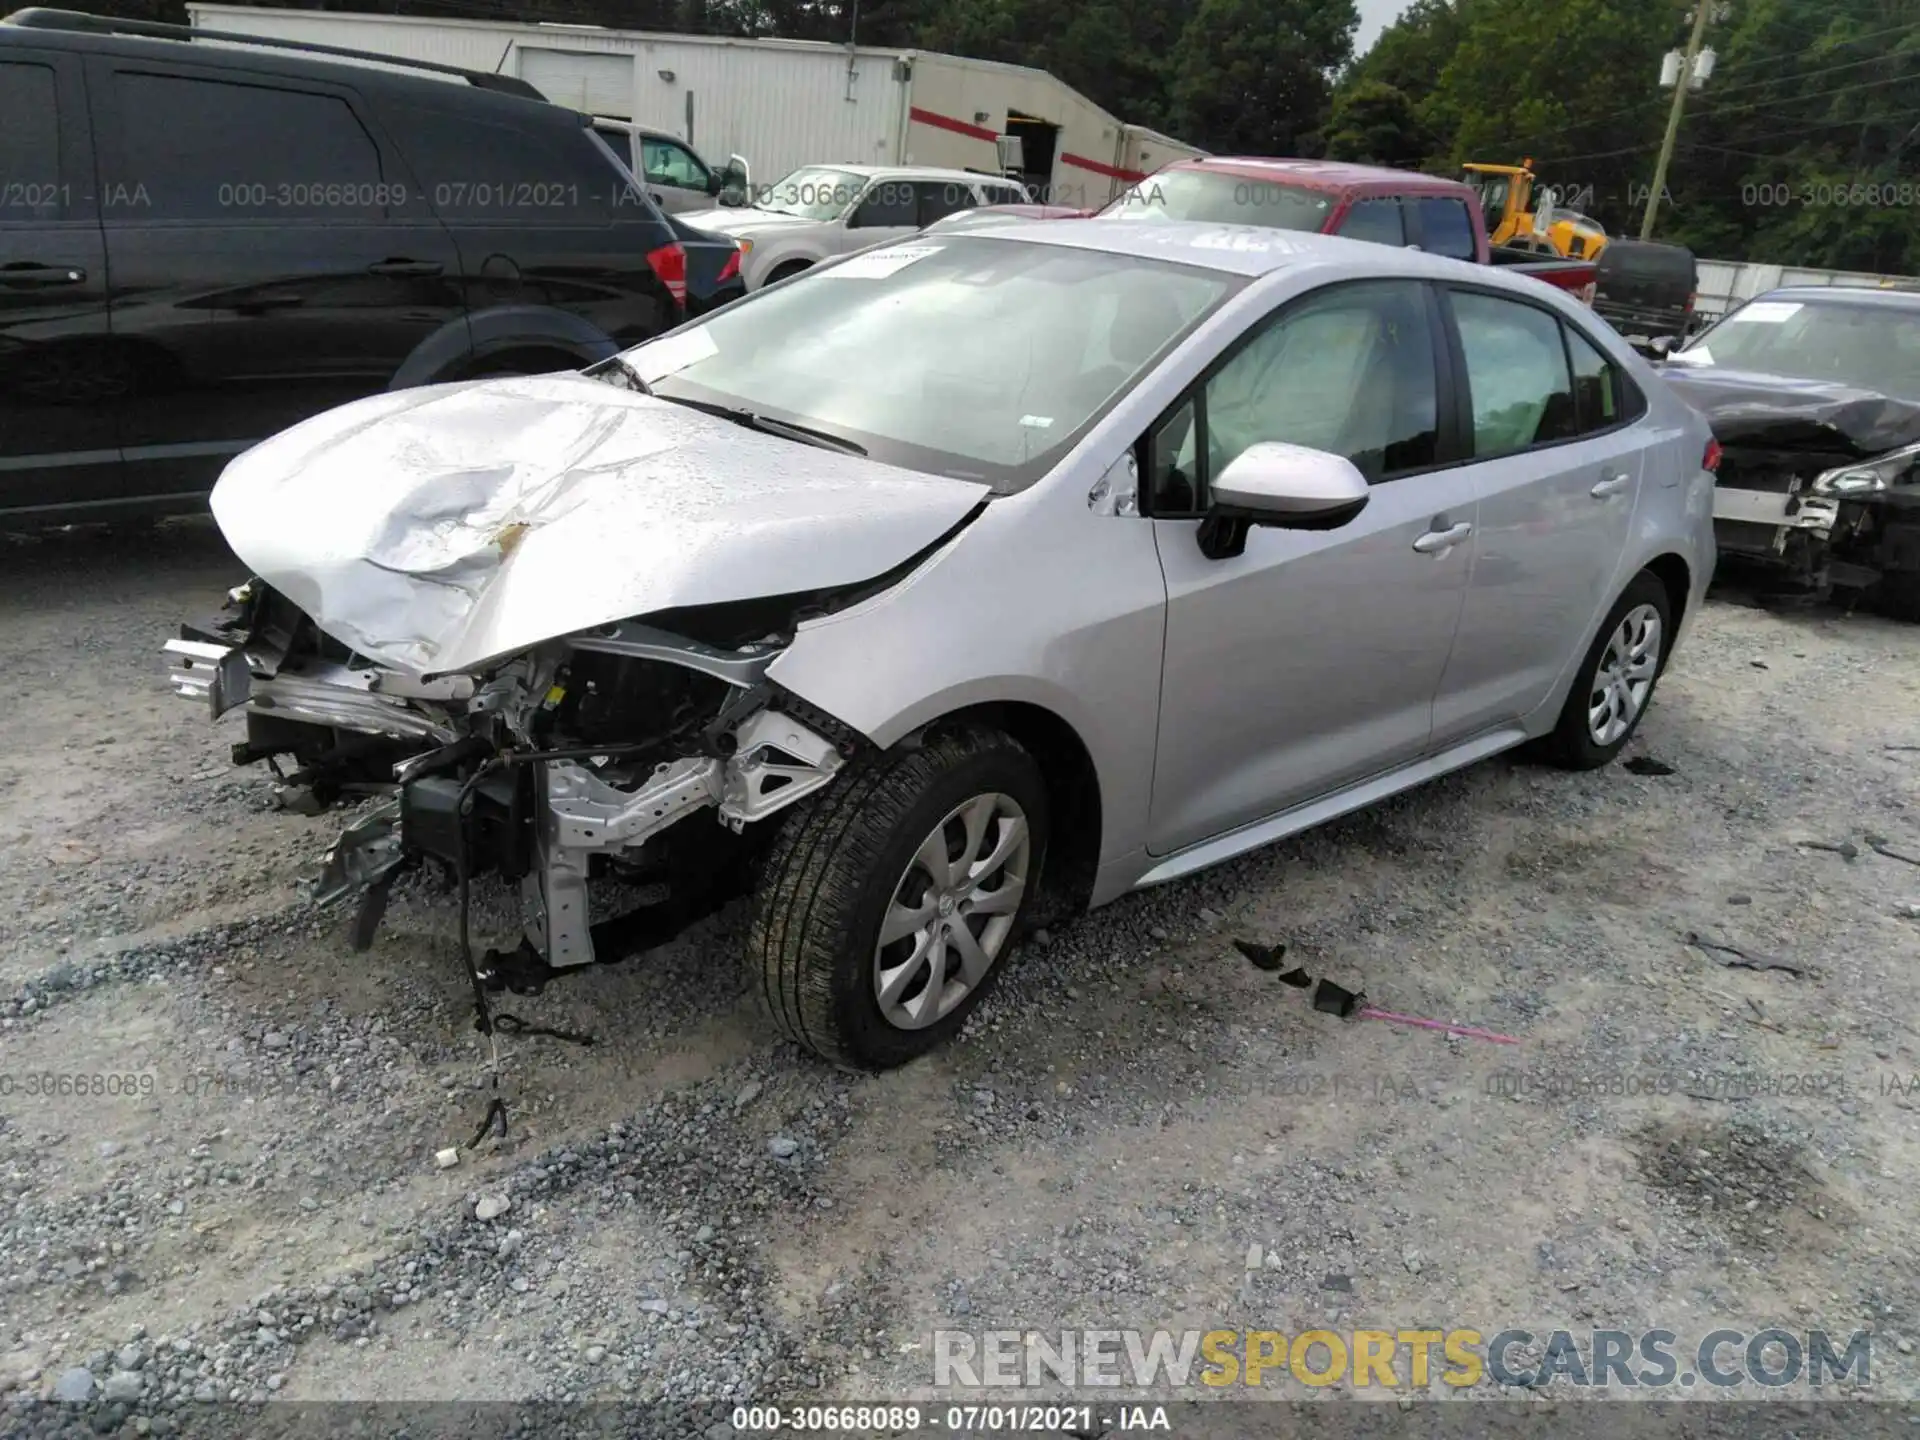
[187,5,1205,206]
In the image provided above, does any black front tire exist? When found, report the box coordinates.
[1538,570,1674,770]
[747,725,1049,1070]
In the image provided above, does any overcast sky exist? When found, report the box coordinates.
[1353,0,1410,57]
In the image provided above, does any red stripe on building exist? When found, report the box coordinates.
[1061,151,1148,183]
[908,106,1000,143]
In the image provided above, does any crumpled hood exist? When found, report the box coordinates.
[209,373,989,677]
[1658,362,1920,457]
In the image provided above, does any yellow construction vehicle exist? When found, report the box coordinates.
[1461,158,1610,261]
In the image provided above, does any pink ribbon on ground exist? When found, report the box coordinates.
[1359,1006,1521,1045]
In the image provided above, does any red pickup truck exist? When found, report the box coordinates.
[939,157,1600,301]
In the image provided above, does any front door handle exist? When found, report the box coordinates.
[1412,521,1472,554]
[1591,472,1632,498]
[0,262,86,288]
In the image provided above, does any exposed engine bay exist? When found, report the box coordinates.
[164,580,863,991]
[1661,365,1920,614]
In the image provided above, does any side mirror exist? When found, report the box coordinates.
[1648,334,1675,356]
[1197,443,1370,560]
[718,155,750,206]
[995,134,1024,176]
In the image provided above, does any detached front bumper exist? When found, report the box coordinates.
[164,589,853,978]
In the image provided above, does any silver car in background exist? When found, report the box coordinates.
[165,221,1718,1069]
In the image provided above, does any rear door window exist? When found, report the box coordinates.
[108,71,387,221]
[1565,325,1623,433]
[398,109,624,224]
[1414,197,1476,261]
[1335,196,1406,246]
[1449,289,1580,455]
[915,180,978,227]
[849,180,916,228]
[0,61,66,220]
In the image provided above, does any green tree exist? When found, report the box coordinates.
[1324,79,1434,166]
[1169,0,1358,154]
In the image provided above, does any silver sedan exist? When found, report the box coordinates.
[166,219,1719,1069]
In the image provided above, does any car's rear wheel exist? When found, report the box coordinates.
[747,724,1048,1070]
[1539,570,1673,770]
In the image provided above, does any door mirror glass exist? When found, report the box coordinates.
[717,155,750,203]
[1198,443,1369,557]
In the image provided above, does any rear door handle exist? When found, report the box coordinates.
[0,262,86,288]
[1412,521,1473,554]
[1591,472,1632,498]
[367,259,444,277]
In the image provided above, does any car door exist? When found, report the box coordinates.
[86,58,465,501]
[1147,278,1479,855]
[0,47,118,519]
[1429,287,1647,742]
[831,179,920,258]
[637,135,714,215]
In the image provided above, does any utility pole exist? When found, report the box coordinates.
[1641,0,1713,238]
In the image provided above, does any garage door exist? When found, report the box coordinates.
[517,49,634,117]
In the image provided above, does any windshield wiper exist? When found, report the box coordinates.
[659,396,867,456]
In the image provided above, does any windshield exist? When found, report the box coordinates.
[1671,297,1920,401]
[1100,169,1333,232]
[613,236,1240,491]
[1463,171,1511,221]
[751,166,865,220]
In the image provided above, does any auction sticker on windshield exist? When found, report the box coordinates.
[1728,301,1803,324]
[628,326,719,385]
[824,245,944,280]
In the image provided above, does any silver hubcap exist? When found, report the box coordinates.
[873,793,1031,1031]
[1589,603,1662,747]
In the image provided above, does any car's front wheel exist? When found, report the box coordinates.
[747,724,1048,1069]
[1539,570,1674,769]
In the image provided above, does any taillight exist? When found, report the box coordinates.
[1703,438,1722,472]
[716,247,741,284]
[646,241,688,308]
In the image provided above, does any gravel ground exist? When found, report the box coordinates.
[2,520,1918,1428]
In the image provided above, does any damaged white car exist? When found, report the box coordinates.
[166,221,1717,1068]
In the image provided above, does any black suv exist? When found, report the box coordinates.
[0,8,693,526]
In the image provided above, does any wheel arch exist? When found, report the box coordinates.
[1643,551,1692,638]
[910,699,1103,922]
[388,306,619,390]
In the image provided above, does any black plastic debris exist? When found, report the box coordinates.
[1234,937,1325,991]
[1625,756,1678,776]
[1233,938,1287,972]
[1312,979,1366,1017]
[1684,930,1808,979]
[1321,1274,1355,1293]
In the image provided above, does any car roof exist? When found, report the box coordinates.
[0,13,574,124]
[923,215,1528,285]
[1756,285,1920,311]
[805,163,1014,185]
[1171,156,1476,198]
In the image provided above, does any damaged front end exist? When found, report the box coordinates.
[1662,366,1920,611]
[164,581,859,990]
